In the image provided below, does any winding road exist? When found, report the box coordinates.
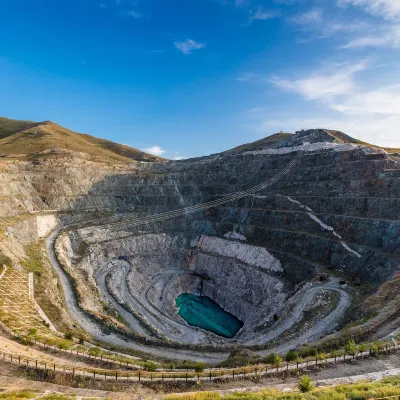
[46,226,351,363]
[45,228,227,363]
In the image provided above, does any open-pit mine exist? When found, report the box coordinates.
[0,120,399,368]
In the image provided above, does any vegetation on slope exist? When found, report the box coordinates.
[228,133,293,153]
[0,117,40,139]
[165,376,400,400]
[0,117,162,162]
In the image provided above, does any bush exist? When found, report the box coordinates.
[298,347,317,358]
[344,339,357,354]
[298,375,314,392]
[194,362,206,372]
[285,350,298,362]
[64,331,73,341]
[28,328,37,336]
[144,361,157,372]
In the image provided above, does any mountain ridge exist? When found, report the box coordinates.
[0,117,163,163]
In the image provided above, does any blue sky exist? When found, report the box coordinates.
[0,0,399,158]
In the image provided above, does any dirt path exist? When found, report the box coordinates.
[46,229,227,364]
[46,225,355,363]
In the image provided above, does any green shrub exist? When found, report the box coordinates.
[28,328,37,336]
[298,375,314,392]
[298,347,317,358]
[144,361,157,372]
[285,351,298,362]
[64,331,73,341]
[344,339,357,354]
[194,362,206,372]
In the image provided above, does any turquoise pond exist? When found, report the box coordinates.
[176,293,244,338]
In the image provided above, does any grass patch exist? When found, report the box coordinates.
[165,376,400,399]
[0,391,37,400]
[21,243,43,275]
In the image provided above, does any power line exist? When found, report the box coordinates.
[87,158,299,231]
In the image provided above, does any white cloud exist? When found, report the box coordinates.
[174,39,205,54]
[270,61,366,100]
[332,84,400,115]
[338,0,400,21]
[249,5,277,22]
[144,146,165,156]
[253,114,400,147]
[291,8,323,24]
[173,156,187,160]
[342,25,400,48]
[244,60,400,148]
[290,7,371,39]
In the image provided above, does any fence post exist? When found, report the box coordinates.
[209,370,212,381]
[233,370,235,379]
[18,356,20,365]
[116,371,118,382]
[138,371,141,382]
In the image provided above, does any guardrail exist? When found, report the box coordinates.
[0,335,398,382]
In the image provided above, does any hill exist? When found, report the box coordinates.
[228,132,293,153]
[0,117,162,162]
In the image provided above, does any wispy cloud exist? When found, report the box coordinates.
[235,73,267,83]
[245,59,400,147]
[250,114,400,147]
[290,8,370,39]
[338,0,400,21]
[249,5,277,22]
[342,25,400,48]
[144,146,165,156]
[270,61,367,101]
[290,8,323,24]
[127,10,141,18]
[174,39,205,54]
[235,0,249,8]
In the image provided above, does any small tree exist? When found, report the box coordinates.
[64,331,73,341]
[144,361,157,372]
[272,354,282,372]
[285,350,299,362]
[358,343,367,357]
[344,339,357,355]
[317,352,327,364]
[370,341,381,355]
[298,375,314,393]
[194,362,206,373]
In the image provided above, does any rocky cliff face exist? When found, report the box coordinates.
[1,129,399,350]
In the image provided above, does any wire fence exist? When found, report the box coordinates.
[0,334,398,383]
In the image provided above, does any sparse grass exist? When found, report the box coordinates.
[21,243,43,275]
[0,267,50,335]
[0,117,162,162]
[0,391,37,399]
[165,376,400,400]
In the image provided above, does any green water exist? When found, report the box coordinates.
[176,293,244,338]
